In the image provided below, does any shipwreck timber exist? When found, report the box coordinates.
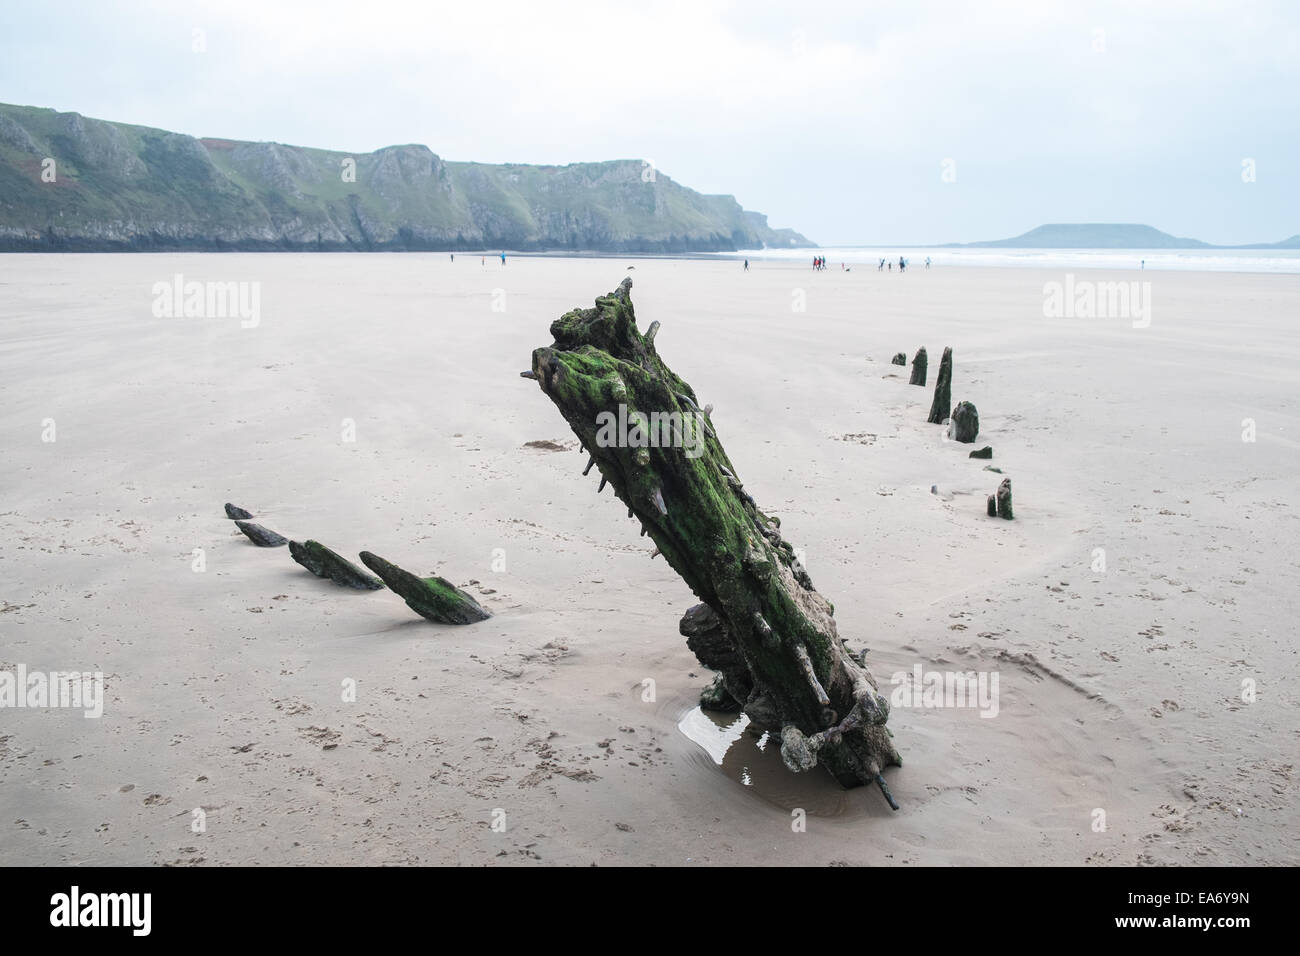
[527,278,902,803]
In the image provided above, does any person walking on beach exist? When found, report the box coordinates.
[925,256,931,269]
[743,259,749,271]
[899,256,906,272]
[500,251,506,266]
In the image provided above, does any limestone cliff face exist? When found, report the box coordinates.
[0,103,813,252]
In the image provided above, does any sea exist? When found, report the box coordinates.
[722,246,1300,274]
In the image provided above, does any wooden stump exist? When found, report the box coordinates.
[528,278,901,800]
[908,347,928,386]
[234,520,287,547]
[289,540,385,590]
[926,347,952,424]
[359,551,491,624]
[996,478,1014,519]
[949,401,980,443]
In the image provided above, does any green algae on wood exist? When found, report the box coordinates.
[358,551,490,624]
[289,540,385,590]
[528,277,902,802]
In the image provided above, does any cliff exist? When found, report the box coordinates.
[0,103,813,253]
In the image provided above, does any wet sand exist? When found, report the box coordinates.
[0,253,1296,865]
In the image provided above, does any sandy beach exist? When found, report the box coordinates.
[1,252,1296,866]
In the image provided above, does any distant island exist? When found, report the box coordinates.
[946,223,1300,250]
[0,103,813,253]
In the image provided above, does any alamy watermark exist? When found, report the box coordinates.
[0,664,103,718]
[594,404,705,459]
[889,664,999,718]
[50,886,150,936]
[1043,273,1151,328]
[151,274,260,328]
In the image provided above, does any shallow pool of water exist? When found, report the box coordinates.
[676,705,873,817]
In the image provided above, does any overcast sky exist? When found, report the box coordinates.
[2,0,1296,245]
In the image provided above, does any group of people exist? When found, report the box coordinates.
[800,253,935,272]
[876,256,931,271]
